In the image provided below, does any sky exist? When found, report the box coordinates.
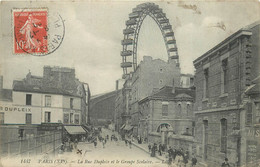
[0,0,259,95]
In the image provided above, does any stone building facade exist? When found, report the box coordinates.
[193,21,260,167]
[129,56,181,136]
[138,86,195,150]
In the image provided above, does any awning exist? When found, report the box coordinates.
[64,126,87,135]
[124,125,133,131]
[120,124,126,130]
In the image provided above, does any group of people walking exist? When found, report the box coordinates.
[148,143,197,167]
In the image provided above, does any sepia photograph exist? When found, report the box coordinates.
[0,0,260,166]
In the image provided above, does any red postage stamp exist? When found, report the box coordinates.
[13,9,48,54]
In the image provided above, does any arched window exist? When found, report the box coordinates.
[157,123,171,133]
[220,118,227,153]
[178,103,182,116]
[186,103,190,116]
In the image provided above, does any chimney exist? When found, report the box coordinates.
[116,80,119,90]
[0,76,3,89]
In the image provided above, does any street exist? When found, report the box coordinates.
[1,128,168,167]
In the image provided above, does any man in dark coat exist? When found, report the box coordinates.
[221,158,230,167]
[151,143,157,157]
[191,155,197,167]
[183,151,189,167]
[148,144,151,152]
[158,144,162,156]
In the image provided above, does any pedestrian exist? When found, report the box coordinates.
[191,155,197,167]
[151,143,156,157]
[129,140,132,149]
[221,158,230,167]
[94,139,97,148]
[148,144,151,152]
[168,146,173,157]
[158,143,162,156]
[102,139,105,148]
[172,147,177,161]
[183,151,189,167]
[125,139,128,146]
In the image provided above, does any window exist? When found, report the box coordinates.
[246,103,253,125]
[221,59,229,94]
[220,118,227,153]
[26,94,32,105]
[192,121,195,136]
[18,129,24,138]
[204,68,209,98]
[70,98,74,109]
[162,104,168,116]
[74,114,79,124]
[64,113,69,124]
[45,95,51,107]
[44,112,51,123]
[178,103,182,114]
[0,113,4,124]
[70,113,74,123]
[187,103,191,116]
[26,113,32,124]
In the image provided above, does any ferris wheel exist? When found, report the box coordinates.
[121,2,179,79]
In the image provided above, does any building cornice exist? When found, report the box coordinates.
[194,105,243,114]
[193,30,252,66]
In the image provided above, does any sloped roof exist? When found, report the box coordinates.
[13,81,81,97]
[139,86,195,103]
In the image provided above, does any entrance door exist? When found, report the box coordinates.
[26,113,32,124]
[203,120,208,161]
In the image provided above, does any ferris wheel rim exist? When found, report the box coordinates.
[121,2,179,79]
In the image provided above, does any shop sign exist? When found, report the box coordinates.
[0,105,31,112]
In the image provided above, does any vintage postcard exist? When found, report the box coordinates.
[0,0,260,167]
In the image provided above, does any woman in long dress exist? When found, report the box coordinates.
[19,14,43,51]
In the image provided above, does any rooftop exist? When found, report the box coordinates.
[139,86,195,103]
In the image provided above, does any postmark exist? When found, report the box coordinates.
[13,8,65,56]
